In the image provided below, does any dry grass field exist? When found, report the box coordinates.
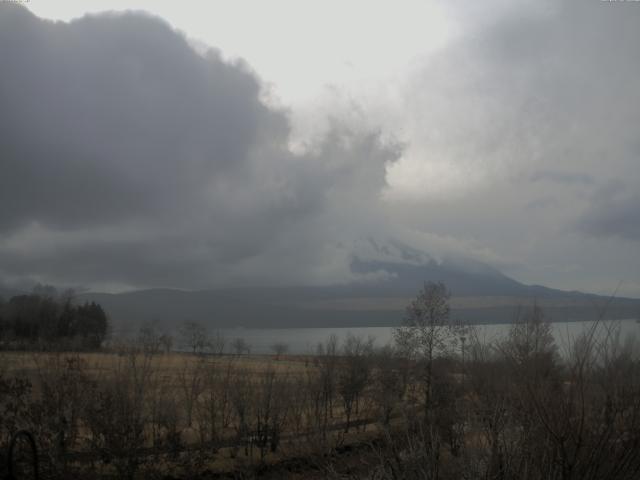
[0,351,310,379]
[0,348,402,479]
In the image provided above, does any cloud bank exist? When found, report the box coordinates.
[379,0,640,295]
[1,1,639,296]
[0,5,398,291]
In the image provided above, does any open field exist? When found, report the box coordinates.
[0,348,412,479]
[0,351,311,379]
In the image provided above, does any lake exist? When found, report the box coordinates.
[216,318,640,355]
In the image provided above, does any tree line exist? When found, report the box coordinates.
[0,286,109,349]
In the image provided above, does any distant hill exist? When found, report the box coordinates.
[0,285,23,301]
[78,259,640,331]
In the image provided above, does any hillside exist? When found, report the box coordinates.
[79,259,640,330]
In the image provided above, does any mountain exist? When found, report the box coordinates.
[78,259,640,331]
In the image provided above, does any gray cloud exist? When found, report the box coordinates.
[529,171,594,186]
[0,6,275,231]
[382,0,640,295]
[0,4,398,290]
[579,182,640,242]
[1,1,639,297]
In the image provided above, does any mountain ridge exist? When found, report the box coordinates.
[75,259,640,331]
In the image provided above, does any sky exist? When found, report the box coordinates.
[1,0,639,297]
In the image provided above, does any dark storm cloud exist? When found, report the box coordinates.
[0,5,276,230]
[0,4,398,289]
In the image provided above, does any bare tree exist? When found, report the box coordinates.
[338,334,373,432]
[196,360,234,448]
[371,345,405,426]
[178,357,205,428]
[136,323,161,355]
[270,342,289,359]
[30,352,92,477]
[232,337,251,355]
[500,302,558,371]
[83,351,154,479]
[158,333,173,354]
[228,369,255,457]
[315,334,339,433]
[394,281,461,418]
[210,329,226,355]
[252,367,292,458]
[180,321,209,354]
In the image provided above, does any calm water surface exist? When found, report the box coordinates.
[218,319,639,355]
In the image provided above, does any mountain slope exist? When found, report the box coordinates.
[78,259,640,330]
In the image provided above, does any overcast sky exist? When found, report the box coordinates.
[1,0,639,296]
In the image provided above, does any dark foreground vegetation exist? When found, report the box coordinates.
[1,282,640,479]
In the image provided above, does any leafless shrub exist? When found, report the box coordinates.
[0,374,32,469]
[150,388,182,453]
[228,368,256,458]
[195,359,235,449]
[82,352,154,479]
[251,367,292,459]
[371,345,406,427]
[314,334,339,432]
[177,357,205,428]
[338,334,373,432]
[29,353,92,477]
